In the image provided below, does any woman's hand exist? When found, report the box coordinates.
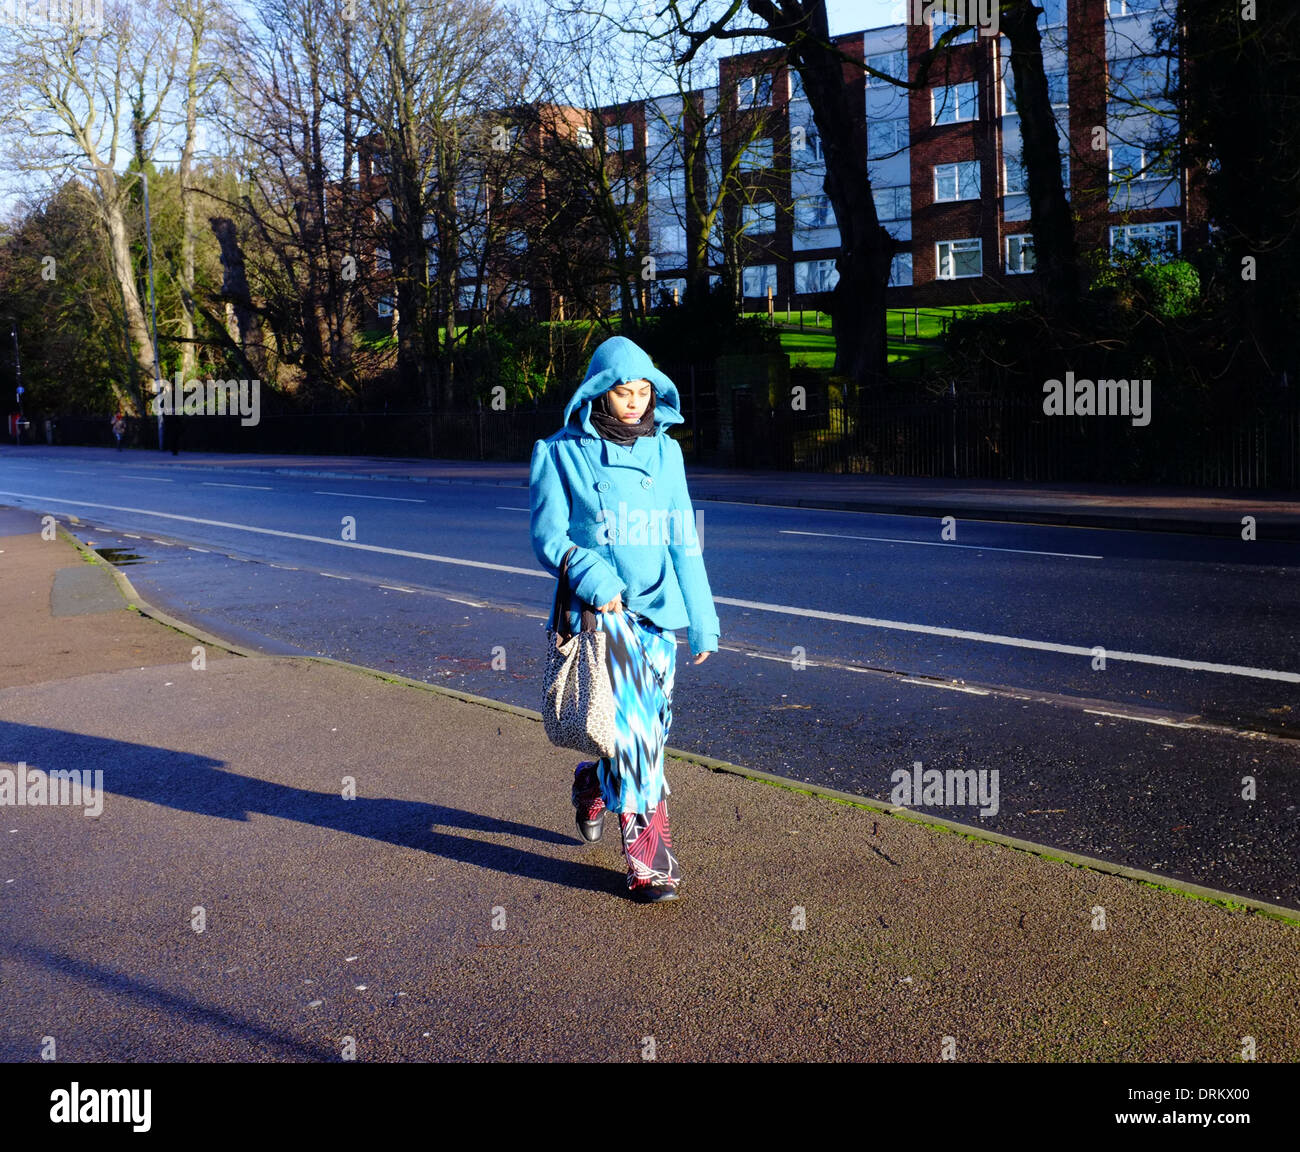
[595,593,623,613]
[691,651,711,665]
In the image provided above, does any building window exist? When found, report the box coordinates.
[792,119,824,161]
[930,8,977,46]
[737,72,775,108]
[867,116,909,159]
[654,277,687,307]
[873,185,911,222]
[793,193,836,232]
[742,202,776,234]
[1004,153,1027,195]
[375,247,390,272]
[933,81,979,125]
[649,166,686,202]
[1039,0,1067,24]
[377,295,393,318]
[609,122,636,151]
[889,252,913,287]
[458,283,481,309]
[866,50,908,87]
[934,161,981,202]
[1108,55,1170,103]
[1006,234,1036,274]
[1005,151,1070,194]
[742,263,778,297]
[1107,0,1161,15]
[1046,70,1068,107]
[1110,222,1180,260]
[656,222,687,255]
[937,238,983,279]
[503,175,527,203]
[504,229,528,256]
[795,259,840,294]
[505,282,531,307]
[738,137,774,171]
[788,68,806,102]
[1109,142,1174,182]
[575,126,594,148]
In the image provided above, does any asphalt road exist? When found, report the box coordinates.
[1,447,1297,906]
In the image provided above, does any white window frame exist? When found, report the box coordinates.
[609,122,637,152]
[934,160,981,202]
[867,116,909,159]
[873,185,911,222]
[866,50,908,88]
[1109,222,1181,260]
[575,125,595,149]
[1006,234,1035,274]
[737,72,774,109]
[932,81,979,125]
[936,237,983,279]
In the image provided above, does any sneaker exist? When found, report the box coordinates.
[630,883,679,903]
[572,762,605,842]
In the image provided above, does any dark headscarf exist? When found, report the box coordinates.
[590,388,656,446]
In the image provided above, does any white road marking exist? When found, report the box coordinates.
[713,595,1300,683]
[314,491,425,503]
[1084,709,1192,728]
[187,547,210,553]
[497,506,530,511]
[202,482,274,490]
[446,596,488,607]
[898,678,990,695]
[121,475,174,482]
[320,573,351,580]
[781,528,1102,560]
[56,470,95,475]
[5,488,1294,683]
[379,585,417,593]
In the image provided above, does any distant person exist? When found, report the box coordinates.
[111,411,125,451]
[529,336,720,903]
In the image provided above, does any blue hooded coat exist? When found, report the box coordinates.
[529,336,721,655]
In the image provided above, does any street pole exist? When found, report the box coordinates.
[11,319,23,445]
[140,169,165,447]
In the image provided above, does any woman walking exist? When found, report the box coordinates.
[530,336,720,903]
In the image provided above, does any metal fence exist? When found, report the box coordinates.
[40,388,1300,489]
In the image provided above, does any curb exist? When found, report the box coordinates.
[81,455,1300,539]
[58,523,1300,927]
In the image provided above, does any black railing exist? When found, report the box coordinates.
[39,389,1300,489]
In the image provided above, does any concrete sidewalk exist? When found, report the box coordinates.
[8,445,1300,538]
[1,508,1298,1061]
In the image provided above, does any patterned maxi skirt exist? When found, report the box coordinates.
[572,606,680,889]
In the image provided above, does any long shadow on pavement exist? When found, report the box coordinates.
[0,721,619,895]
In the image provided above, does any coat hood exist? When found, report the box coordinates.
[562,336,684,437]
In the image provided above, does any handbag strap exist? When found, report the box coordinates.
[552,545,598,641]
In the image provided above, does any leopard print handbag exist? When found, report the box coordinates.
[542,547,618,758]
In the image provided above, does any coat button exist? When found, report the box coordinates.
[597,481,610,491]
[641,476,653,489]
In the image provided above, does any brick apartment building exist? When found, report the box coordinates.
[364,0,1197,325]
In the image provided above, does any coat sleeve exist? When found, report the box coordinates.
[665,436,721,655]
[529,439,626,608]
